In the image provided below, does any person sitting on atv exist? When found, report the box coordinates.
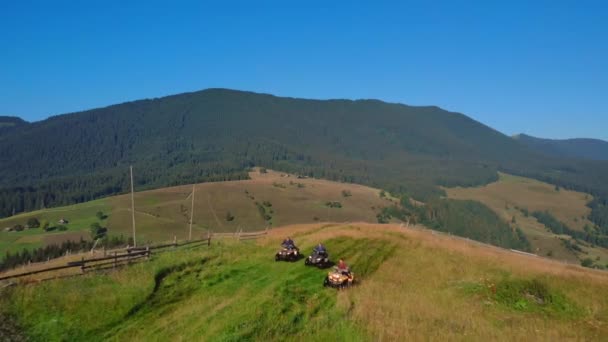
[313,243,327,255]
[337,259,350,276]
[281,237,295,249]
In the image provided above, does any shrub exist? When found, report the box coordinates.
[341,190,352,197]
[325,201,342,208]
[581,258,594,268]
[226,211,235,221]
[27,217,40,228]
[376,213,390,224]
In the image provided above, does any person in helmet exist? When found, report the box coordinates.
[313,242,327,255]
[281,236,295,249]
[337,259,350,275]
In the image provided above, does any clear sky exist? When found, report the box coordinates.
[1,1,607,140]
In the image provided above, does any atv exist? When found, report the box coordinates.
[275,246,300,262]
[304,250,331,268]
[323,267,355,289]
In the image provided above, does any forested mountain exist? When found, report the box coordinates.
[514,133,608,161]
[1,88,607,234]
[0,116,28,135]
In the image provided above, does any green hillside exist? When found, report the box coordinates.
[2,224,607,341]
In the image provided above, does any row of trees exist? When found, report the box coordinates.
[532,211,608,248]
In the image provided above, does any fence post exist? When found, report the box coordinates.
[80,257,85,274]
[173,236,177,248]
[207,231,211,246]
[113,252,117,269]
[146,246,150,260]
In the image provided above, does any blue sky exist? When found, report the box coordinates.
[1,1,607,140]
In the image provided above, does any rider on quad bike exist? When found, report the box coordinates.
[337,259,350,275]
[305,243,330,268]
[275,237,300,261]
[324,259,355,289]
[281,237,295,248]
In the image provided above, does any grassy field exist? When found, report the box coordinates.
[0,169,394,257]
[1,223,607,341]
[0,199,110,256]
[445,172,608,265]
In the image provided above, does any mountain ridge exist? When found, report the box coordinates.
[0,88,607,236]
[514,133,608,161]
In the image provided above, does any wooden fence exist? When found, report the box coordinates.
[211,227,269,241]
[0,228,271,285]
[0,237,211,284]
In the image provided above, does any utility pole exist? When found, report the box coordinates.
[189,184,195,241]
[130,165,137,247]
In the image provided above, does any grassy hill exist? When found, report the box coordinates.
[514,133,608,161]
[2,223,607,341]
[446,173,608,266]
[0,169,396,256]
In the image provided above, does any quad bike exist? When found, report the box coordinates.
[304,250,331,268]
[323,267,355,289]
[275,246,300,261]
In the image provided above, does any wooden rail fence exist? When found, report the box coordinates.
[1,228,269,285]
[0,237,211,283]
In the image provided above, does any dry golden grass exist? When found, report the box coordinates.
[0,169,394,256]
[269,223,608,340]
[106,169,394,240]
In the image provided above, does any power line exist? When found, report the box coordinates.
[130,165,137,247]
[189,184,195,241]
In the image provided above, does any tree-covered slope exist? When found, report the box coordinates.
[0,116,28,135]
[514,134,608,161]
[1,89,608,231]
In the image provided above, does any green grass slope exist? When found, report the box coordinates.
[2,223,607,341]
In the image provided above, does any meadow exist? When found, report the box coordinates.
[0,170,393,257]
[2,223,607,341]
